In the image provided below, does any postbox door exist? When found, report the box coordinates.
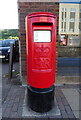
[33,28,53,71]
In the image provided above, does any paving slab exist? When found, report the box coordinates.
[73,110,81,118]
[22,88,61,118]
[0,107,2,120]
[62,88,80,119]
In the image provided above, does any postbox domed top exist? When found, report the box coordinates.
[27,12,57,18]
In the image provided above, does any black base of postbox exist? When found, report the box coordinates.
[27,85,54,113]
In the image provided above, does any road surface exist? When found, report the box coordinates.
[58,58,81,67]
[0,61,19,77]
[58,58,81,76]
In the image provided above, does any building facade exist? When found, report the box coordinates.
[59,2,81,46]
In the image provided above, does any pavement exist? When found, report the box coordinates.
[1,58,81,120]
[2,77,81,120]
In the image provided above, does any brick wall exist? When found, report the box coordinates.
[18,2,59,84]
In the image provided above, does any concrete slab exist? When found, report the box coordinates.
[73,110,80,118]
[0,107,2,120]
[79,111,81,120]
[22,88,61,118]
[62,89,79,96]
[62,88,80,118]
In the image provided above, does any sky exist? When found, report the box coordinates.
[0,0,18,29]
[0,0,80,29]
[61,0,80,2]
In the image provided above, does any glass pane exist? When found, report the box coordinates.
[68,36,80,46]
[70,8,76,12]
[69,22,74,32]
[64,22,66,32]
[79,23,81,31]
[80,13,81,18]
[62,8,66,12]
[61,22,63,31]
[70,12,75,18]
[34,30,51,42]
[62,12,63,19]
[70,18,75,22]
[65,12,66,18]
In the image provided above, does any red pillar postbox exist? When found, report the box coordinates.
[26,12,57,112]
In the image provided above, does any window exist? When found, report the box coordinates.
[64,22,66,32]
[80,9,81,13]
[70,12,75,19]
[80,13,81,18]
[62,12,63,20]
[69,22,74,32]
[68,36,80,46]
[69,8,76,32]
[61,8,67,32]
[0,40,15,47]
[61,22,63,32]
[70,8,76,12]
[70,18,75,22]
[80,19,81,23]
[79,23,81,31]
[79,9,81,31]
[65,12,66,18]
[62,18,66,22]
[62,8,66,12]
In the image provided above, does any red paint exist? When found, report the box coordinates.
[26,12,57,88]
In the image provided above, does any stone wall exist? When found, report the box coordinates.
[58,46,81,57]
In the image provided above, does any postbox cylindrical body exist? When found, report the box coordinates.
[26,12,57,112]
